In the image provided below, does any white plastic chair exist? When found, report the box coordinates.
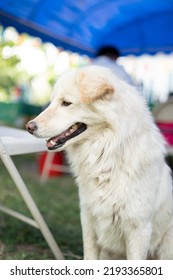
[0,126,64,259]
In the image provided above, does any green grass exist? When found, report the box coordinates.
[0,153,173,260]
[0,154,83,260]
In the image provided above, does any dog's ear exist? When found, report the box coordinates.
[76,66,114,104]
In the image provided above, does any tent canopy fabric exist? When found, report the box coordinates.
[0,0,173,57]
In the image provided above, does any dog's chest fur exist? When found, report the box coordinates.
[67,138,132,255]
[80,183,127,255]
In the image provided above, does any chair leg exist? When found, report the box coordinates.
[40,152,70,183]
[40,152,54,182]
[0,142,64,259]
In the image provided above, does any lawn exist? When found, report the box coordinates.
[0,153,83,260]
[0,152,173,260]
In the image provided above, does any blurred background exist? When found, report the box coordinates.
[0,0,173,260]
[0,26,90,126]
[0,0,173,127]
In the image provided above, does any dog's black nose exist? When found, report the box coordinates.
[26,121,38,134]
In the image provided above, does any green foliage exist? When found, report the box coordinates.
[0,38,21,97]
[0,32,30,102]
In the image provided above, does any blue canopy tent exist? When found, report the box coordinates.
[0,0,173,57]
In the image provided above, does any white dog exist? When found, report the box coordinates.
[26,65,173,260]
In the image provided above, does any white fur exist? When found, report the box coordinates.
[28,66,173,259]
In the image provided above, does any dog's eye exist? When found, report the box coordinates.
[61,101,72,107]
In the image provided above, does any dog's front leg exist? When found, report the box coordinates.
[124,222,152,260]
[80,207,99,259]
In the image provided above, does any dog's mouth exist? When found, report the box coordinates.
[46,122,87,150]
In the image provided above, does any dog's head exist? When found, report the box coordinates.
[26,66,122,151]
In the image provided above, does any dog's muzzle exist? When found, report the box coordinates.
[46,122,87,150]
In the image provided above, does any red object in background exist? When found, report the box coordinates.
[157,122,173,145]
[38,152,64,177]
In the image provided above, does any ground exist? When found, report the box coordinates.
[0,152,172,260]
[0,153,82,260]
